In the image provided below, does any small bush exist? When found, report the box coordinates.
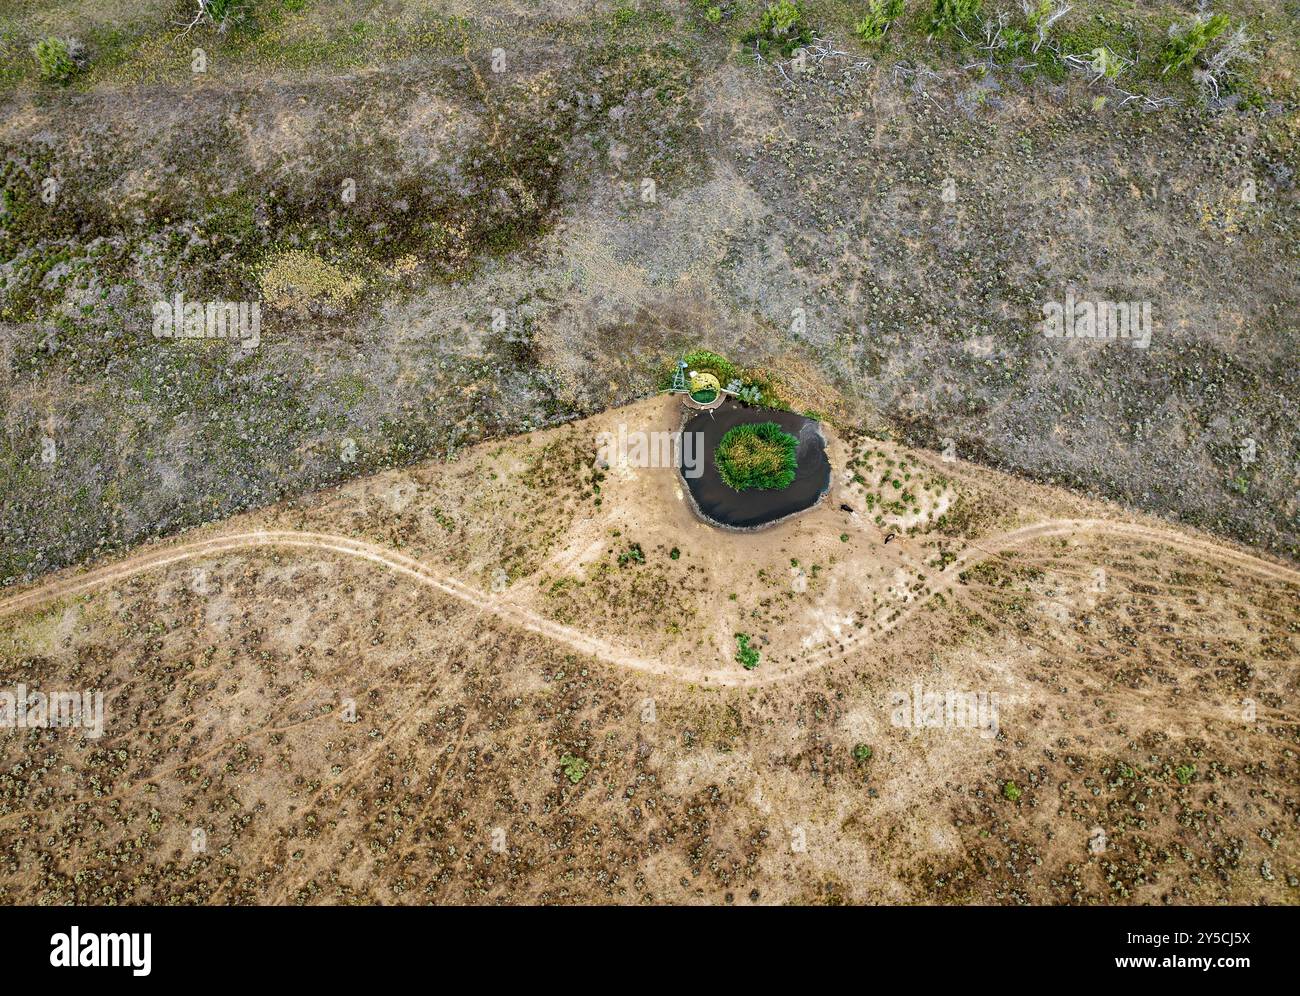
[928,0,981,38]
[724,378,764,405]
[33,37,80,85]
[1175,764,1196,785]
[744,1,814,57]
[1160,14,1229,76]
[853,743,873,763]
[1023,0,1069,53]
[692,0,737,24]
[617,543,645,566]
[1002,780,1022,802]
[715,422,798,491]
[560,754,589,783]
[735,633,760,669]
[854,0,904,42]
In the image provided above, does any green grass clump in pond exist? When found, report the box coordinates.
[715,422,797,491]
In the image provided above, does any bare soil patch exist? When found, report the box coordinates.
[1,397,1296,904]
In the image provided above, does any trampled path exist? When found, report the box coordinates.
[0,520,1296,687]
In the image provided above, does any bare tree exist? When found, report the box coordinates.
[1196,24,1253,100]
[1022,1,1072,55]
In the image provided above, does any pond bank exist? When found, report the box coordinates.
[679,401,831,530]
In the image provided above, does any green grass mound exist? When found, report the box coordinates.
[715,422,798,492]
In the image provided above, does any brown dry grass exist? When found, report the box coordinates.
[0,396,1296,904]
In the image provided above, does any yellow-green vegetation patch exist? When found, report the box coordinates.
[0,601,71,657]
[257,249,364,315]
[1,2,481,88]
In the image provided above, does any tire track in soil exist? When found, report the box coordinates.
[1,520,1296,688]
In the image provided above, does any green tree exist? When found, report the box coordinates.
[928,0,981,39]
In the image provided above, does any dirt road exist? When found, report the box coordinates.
[2,516,1295,687]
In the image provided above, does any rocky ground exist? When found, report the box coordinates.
[1,0,1297,585]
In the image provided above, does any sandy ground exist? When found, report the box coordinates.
[0,396,1297,904]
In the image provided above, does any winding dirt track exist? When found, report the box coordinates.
[0,519,1296,687]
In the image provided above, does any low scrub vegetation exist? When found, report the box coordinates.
[734,632,761,669]
[1159,14,1230,76]
[853,0,905,42]
[744,1,814,57]
[928,0,982,39]
[32,37,81,84]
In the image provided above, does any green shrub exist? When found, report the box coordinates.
[928,0,981,38]
[735,633,760,669]
[669,349,739,388]
[853,743,873,762]
[998,25,1031,58]
[33,38,78,85]
[1175,764,1195,785]
[1023,0,1067,49]
[724,378,764,405]
[617,543,645,565]
[744,1,814,57]
[1087,46,1126,82]
[1160,14,1229,75]
[560,754,589,783]
[692,0,736,23]
[715,422,798,491]
[1002,780,1022,802]
[854,0,904,42]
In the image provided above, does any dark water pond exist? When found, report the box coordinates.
[680,402,831,529]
